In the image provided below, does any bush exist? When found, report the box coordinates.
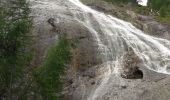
[0,0,32,99]
[155,16,170,24]
[149,0,170,14]
[0,0,71,99]
[33,34,70,100]
[159,6,167,17]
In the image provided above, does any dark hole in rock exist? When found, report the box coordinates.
[121,69,143,79]
[91,81,95,85]
[79,36,87,40]
[68,79,73,85]
[121,85,127,89]
[47,18,55,27]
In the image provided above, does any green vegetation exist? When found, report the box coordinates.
[155,16,170,24]
[0,0,70,99]
[102,0,170,24]
[0,0,32,99]
[148,0,170,24]
[133,6,151,15]
[33,34,70,100]
[149,0,170,17]
[149,0,170,11]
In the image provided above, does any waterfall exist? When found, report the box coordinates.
[69,0,170,75]
[29,0,170,99]
[67,0,170,99]
[137,0,148,6]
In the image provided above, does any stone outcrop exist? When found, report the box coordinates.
[30,0,102,70]
[120,47,143,79]
[30,0,170,100]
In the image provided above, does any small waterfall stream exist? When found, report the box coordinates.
[67,0,170,99]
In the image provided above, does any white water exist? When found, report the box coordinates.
[137,0,148,6]
[67,0,170,99]
[69,0,170,74]
[29,0,170,99]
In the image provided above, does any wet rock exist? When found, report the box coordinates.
[137,15,153,21]
[88,4,112,13]
[137,16,170,40]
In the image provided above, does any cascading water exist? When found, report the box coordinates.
[137,0,148,6]
[67,0,170,99]
[69,0,170,75]
[29,0,170,99]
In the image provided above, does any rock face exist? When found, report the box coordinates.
[29,0,170,100]
[30,0,102,69]
[121,47,143,79]
[141,21,170,40]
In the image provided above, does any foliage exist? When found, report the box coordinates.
[102,0,170,24]
[0,0,71,99]
[149,0,170,17]
[133,6,150,15]
[155,16,170,24]
[0,0,32,99]
[33,34,70,100]
[159,6,167,17]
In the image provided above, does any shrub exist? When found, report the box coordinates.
[0,0,32,99]
[33,34,70,100]
[159,6,167,17]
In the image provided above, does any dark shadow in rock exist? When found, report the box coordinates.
[121,69,143,79]
[48,18,55,27]
[91,81,95,85]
